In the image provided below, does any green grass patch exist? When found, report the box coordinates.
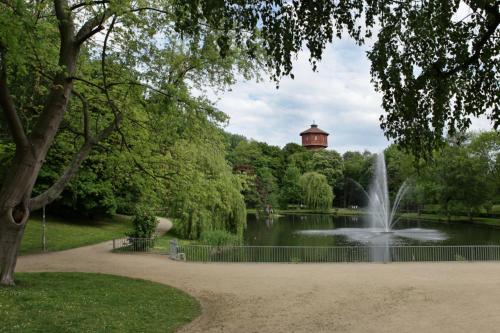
[21,215,133,255]
[0,272,200,333]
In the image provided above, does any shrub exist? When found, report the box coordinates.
[198,230,242,246]
[126,209,159,251]
[127,208,159,239]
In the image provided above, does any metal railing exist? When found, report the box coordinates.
[112,237,157,252]
[112,238,500,263]
[173,244,500,263]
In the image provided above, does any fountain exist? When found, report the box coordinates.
[297,153,447,245]
[368,153,409,233]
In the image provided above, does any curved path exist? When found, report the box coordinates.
[18,218,500,333]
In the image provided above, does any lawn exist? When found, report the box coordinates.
[21,215,133,255]
[0,272,200,333]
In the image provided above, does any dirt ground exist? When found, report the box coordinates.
[17,219,500,333]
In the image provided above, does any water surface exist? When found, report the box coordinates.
[244,214,500,246]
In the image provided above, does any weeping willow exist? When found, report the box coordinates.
[164,140,247,240]
[299,172,333,211]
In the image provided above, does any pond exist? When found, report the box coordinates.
[244,213,500,247]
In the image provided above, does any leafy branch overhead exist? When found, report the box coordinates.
[173,0,499,156]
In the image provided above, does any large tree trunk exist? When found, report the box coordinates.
[0,149,43,285]
[0,213,27,286]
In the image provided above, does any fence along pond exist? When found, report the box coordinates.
[112,238,500,263]
[172,243,500,263]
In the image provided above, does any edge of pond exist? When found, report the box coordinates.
[247,209,500,230]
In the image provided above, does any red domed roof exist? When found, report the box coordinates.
[300,124,329,136]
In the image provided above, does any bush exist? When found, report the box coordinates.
[127,208,159,239]
[198,230,242,246]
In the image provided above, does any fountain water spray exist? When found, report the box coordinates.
[368,153,409,232]
[297,152,447,246]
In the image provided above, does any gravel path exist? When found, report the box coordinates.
[17,218,500,333]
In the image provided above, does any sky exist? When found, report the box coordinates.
[208,38,493,154]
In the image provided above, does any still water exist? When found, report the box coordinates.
[244,213,500,246]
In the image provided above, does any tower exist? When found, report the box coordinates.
[300,123,329,150]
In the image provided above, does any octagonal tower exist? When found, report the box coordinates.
[300,124,329,150]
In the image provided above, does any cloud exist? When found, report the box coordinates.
[209,38,493,153]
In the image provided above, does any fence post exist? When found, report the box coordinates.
[113,239,115,250]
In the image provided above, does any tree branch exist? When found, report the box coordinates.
[411,4,499,91]
[0,46,29,148]
[75,8,111,45]
[70,0,109,11]
[444,1,500,77]
[72,90,90,141]
[29,112,122,211]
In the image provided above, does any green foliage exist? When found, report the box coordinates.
[407,132,499,217]
[279,165,302,209]
[384,145,416,199]
[299,172,333,212]
[165,140,246,240]
[341,151,374,206]
[0,273,200,333]
[307,150,344,189]
[198,230,242,246]
[128,209,159,239]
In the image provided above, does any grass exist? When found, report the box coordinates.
[21,214,133,255]
[0,272,200,333]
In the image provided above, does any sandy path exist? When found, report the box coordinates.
[17,218,500,333]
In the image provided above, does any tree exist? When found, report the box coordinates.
[307,150,344,190]
[279,165,301,209]
[164,140,246,240]
[341,151,374,207]
[430,138,495,219]
[0,0,261,285]
[299,172,333,212]
[384,145,416,200]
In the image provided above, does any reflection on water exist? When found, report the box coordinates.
[244,213,500,247]
[297,227,447,244]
